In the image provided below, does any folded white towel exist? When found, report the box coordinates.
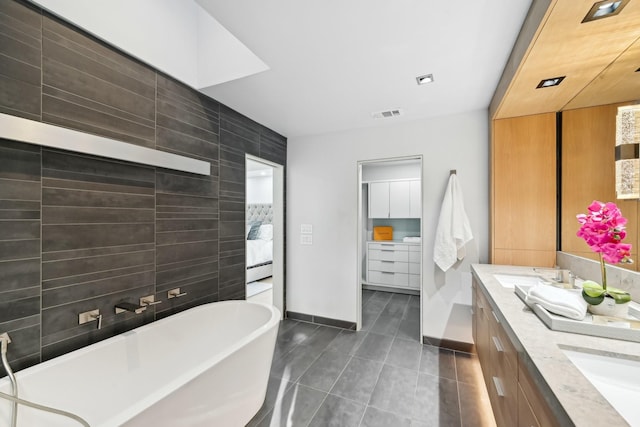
[403,237,421,243]
[525,284,587,320]
[433,174,473,271]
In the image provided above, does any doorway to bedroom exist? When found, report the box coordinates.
[245,156,284,317]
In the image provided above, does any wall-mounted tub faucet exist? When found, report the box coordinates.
[114,302,147,315]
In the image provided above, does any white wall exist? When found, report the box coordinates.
[362,161,421,181]
[287,110,489,344]
[247,175,273,204]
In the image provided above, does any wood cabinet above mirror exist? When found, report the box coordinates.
[490,0,640,268]
[491,0,640,121]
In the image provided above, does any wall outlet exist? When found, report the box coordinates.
[300,234,313,245]
[301,224,313,234]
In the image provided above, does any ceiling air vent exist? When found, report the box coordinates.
[372,109,403,119]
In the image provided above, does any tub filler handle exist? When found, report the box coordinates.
[114,302,147,315]
[140,295,162,307]
[79,309,102,330]
[168,288,187,299]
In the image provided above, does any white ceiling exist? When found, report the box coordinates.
[196,0,534,138]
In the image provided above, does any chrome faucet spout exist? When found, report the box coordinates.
[114,302,147,315]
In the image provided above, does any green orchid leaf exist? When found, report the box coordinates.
[582,282,605,298]
[582,289,605,305]
[606,290,632,304]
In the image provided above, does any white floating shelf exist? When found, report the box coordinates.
[0,113,211,176]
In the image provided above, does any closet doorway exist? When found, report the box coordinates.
[357,156,423,341]
[245,155,284,319]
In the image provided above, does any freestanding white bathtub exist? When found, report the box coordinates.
[0,301,280,427]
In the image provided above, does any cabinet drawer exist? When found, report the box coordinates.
[368,260,409,273]
[518,384,540,427]
[409,274,420,288]
[518,363,559,427]
[368,271,409,286]
[368,242,409,251]
[408,251,420,263]
[368,249,409,262]
[409,262,420,274]
[490,368,517,427]
[489,309,517,375]
[488,306,517,427]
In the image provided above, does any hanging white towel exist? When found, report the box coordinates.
[433,174,474,271]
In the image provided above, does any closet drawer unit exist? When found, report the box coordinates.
[368,260,409,273]
[408,249,421,263]
[368,248,409,262]
[409,274,420,288]
[368,243,409,251]
[368,271,409,286]
[409,262,420,275]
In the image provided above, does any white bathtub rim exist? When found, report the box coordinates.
[0,301,281,427]
[104,301,281,427]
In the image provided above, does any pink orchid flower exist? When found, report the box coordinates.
[576,200,632,264]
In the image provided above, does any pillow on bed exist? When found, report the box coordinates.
[257,224,273,240]
[247,222,262,240]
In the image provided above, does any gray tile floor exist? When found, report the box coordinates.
[248,290,496,427]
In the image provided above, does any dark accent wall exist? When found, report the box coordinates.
[0,0,286,374]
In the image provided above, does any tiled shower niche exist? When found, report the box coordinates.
[0,0,286,374]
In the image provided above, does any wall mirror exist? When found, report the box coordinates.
[561,102,640,271]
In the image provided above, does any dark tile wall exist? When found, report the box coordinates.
[0,140,41,373]
[0,0,286,374]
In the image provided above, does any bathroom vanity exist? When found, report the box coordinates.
[472,264,640,427]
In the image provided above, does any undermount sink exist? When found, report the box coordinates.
[493,273,545,289]
[562,347,640,426]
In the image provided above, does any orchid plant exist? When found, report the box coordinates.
[576,201,632,305]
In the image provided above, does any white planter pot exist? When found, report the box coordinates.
[588,298,630,318]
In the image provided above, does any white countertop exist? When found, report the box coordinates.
[471,263,640,427]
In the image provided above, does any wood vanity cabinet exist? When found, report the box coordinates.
[518,362,559,427]
[472,277,560,427]
[472,280,491,384]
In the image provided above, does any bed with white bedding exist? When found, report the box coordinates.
[246,204,273,283]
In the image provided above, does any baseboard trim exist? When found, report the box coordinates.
[286,311,357,330]
[362,283,419,295]
[423,335,475,353]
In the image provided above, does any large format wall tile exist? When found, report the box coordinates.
[0,139,41,375]
[219,105,260,300]
[0,0,42,120]
[155,76,220,318]
[41,150,156,360]
[42,14,156,148]
[0,0,287,373]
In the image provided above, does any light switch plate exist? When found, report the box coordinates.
[301,224,313,234]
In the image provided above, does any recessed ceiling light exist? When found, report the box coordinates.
[416,74,434,85]
[536,76,566,89]
[582,0,629,23]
